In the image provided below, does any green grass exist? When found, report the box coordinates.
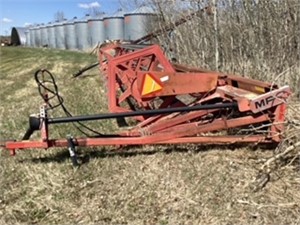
[0,47,115,140]
[0,46,300,224]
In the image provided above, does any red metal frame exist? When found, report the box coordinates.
[2,44,292,155]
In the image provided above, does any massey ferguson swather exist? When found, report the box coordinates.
[1,10,291,165]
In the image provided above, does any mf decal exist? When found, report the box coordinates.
[254,91,286,109]
[250,86,291,113]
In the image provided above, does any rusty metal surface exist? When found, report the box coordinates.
[136,71,218,98]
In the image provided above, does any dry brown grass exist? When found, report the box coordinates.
[1,146,299,224]
[0,47,299,224]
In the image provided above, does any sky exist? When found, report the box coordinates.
[0,0,126,35]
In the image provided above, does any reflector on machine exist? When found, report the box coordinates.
[141,73,163,96]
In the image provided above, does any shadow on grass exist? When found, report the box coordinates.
[73,73,98,79]
[18,142,277,165]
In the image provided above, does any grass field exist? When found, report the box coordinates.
[0,46,299,224]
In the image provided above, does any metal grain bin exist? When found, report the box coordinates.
[103,9,124,41]
[25,29,30,46]
[75,14,91,50]
[34,24,42,47]
[88,13,106,47]
[40,23,48,47]
[55,19,66,49]
[124,6,156,41]
[11,27,27,46]
[64,17,77,50]
[29,26,36,47]
[47,22,56,48]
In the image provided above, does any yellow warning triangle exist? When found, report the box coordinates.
[141,73,162,96]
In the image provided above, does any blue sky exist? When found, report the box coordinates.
[0,0,126,35]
